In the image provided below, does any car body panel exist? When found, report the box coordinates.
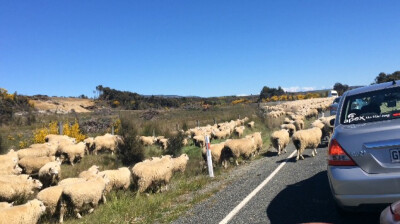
[329,80,400,209]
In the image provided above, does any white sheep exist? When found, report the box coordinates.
[0,150,21,175]
[171,154,189,173]
[17,146,51,160]
[36,185,63,217]
[0,176,42,202]
[247,121,255,128]
[211,129,230,140]
[221,137,256,168]
[193,135,206,148]
[234,126,245,137]
[131,155,174,193]
[292,127,322,161]
[0,199,46,224]
[271,129,290,155]
[157,138,169,150]
[305,109,319,119]
[280,123,296,137]
[92,134,123,155]
[78,165,100,179]
[201,142,225,166]
[39,160,62,187]
[83,137,95,154]
[57,142,86,165]
[293,119,305,131]
[139,136,156,146]
[99,167,132,192]
[18,156,56,174]
[59,175,110,222]
[245,132,263,154]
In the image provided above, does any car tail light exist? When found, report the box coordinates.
[328,139,356,166]
[390,201,400,221]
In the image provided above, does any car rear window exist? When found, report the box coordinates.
[340,86,400,124]
[333,97,341,103]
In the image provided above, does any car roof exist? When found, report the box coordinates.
[345,80,400,97]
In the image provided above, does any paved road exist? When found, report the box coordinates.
[174,143,382,224]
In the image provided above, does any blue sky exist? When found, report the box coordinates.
[1,1,399,97]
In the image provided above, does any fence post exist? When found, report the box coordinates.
[59,121,63,135]
[197,120,199,128]
[213,118,216,125]
[205,135,214,178]
[238,114,241,119]
[152,129,155,137]
[112,126,115,135]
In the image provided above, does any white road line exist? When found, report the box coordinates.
[219,150,297,224]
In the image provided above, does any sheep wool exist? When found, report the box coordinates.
[222,137,256,168]
[36,185,64,216]
[99,167,132,192]
[131,156,174,193]
[18,156,56,174]
[280,123,296,137]
[78,165,100,179]
[292,127,322,161]
[0,202,13,210]
[139,136,156,146]
[172,154,189,173]
[0,177,42,202]
[246,132,263,154]
[92,134,123,155]
[201,142,225,165]
[57,142,86,165]
[59,175,110,222]
[270,129,290,155]
[293,119,305,131]
[39,160,62,187]
[0,199,46,224]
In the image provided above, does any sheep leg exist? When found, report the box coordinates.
[296,150,300,161]
[102,194,107,204]
[75,209,82,219]
[278,145,281,155]
[235,159,239,166]
[314,148,317,155]
[59,203,66,223]
[312,150,315,157]
[300,154,305,160]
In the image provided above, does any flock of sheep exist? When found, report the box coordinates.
[0,97,336,224]
[267,97,336,160]
[0,133,189,223]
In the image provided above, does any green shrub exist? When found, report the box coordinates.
[165,132,184,157]
[117,119,145,166]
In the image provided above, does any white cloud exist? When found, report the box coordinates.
[283,86,316,92]
[236,94,250,97]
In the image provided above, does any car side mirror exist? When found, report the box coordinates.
[330,118,335,126]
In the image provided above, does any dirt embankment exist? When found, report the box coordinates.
[29,97,95,114]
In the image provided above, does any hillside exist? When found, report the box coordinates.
[29,97,95,114]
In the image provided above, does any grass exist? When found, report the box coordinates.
[2,103,308,223]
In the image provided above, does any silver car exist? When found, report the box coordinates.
[328,80,400,211]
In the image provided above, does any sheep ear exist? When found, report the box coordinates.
[10,202,14,205]
[102,174,106,178]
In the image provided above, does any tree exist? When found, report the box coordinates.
[259,86,285,101]
[374,71,400,84]
[333,83,349,96]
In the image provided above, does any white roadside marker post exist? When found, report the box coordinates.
[205,135,214,178]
